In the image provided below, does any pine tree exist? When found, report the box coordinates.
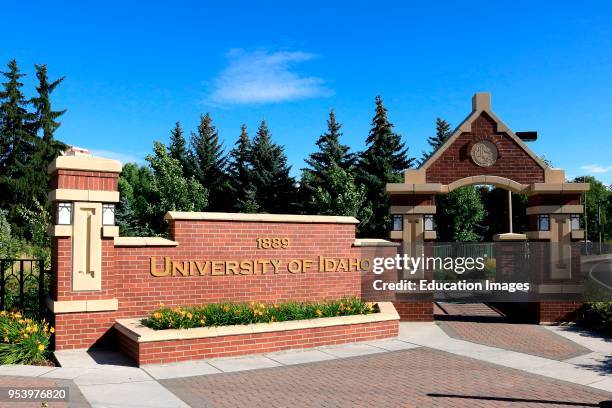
[356,96,413,237]
[31,64,65,142]
[167,121,192,177]
[227,125,258,212]
[301,110,355,213]
[249,120,296,213]
[189,113,229,211]
[0,60,38,234]
[420,117,452,164]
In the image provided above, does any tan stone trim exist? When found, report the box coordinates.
[527,183,590,194]
[390,205,436,215]
[493,233,527,241]
[164,211,359,224]
[389,230,402,240]
[47,297,118,313]
[49,225,72,237]
[526,231,552,240]
[526,205,584,215]
[544,168,566,183]
[352,239,400,247]
[448,176,528,193]
[102,226,119,237]
[424,231,437,240]
[114,302,399,343]
[404,169,426,183]
[420,93,549,172]
[113,237,179,247]
[385,183,446,194]
[571,230,585,240]
[49,189,120,203]
[48,155,122,174]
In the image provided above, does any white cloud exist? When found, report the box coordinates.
[579,164,612,174]
[89,149,145,165]
[208,49,333,105]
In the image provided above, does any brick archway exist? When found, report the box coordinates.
[385,93,589,323]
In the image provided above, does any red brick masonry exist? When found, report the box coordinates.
[117,319,398,366]
[114,303,400,366]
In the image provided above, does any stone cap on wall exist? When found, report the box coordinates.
[48,154,122,174]
[164,211,359,224]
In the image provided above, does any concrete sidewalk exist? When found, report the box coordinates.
[0,321,610,407]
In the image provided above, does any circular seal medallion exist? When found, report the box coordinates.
[471,140,498,167]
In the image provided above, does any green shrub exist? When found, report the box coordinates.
[143,298,378,330]
[578,302,612,335]
[0,310,53,364]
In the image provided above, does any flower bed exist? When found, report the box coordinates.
[0,311,53,365]
[143,298,378,330]
[115,302,399,366]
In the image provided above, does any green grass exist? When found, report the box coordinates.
[143,297,379,330]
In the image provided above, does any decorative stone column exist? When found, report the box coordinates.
[47,149,122,349]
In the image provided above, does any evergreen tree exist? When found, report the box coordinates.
[31,64,65,142]
[167,121,192,177]
[301,110,355,213]
[0,60,38,234]
[190,113,229,211]
[227,125,258,212]
[356,96,413,237]
[420,118,452,164]
[249,120,296,213]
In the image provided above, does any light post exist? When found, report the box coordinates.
[597,199,604,254]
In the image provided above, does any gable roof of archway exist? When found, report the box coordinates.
[386,93,589,196]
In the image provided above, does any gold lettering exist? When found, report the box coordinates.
[349,258,360,272]
[240,260,254,275]
[211,261,224,276]
[270,259,281,274]
[150,257,170,277]
[337,259,348,272]
[193,261,210,276]
[288,259,302,273]
[172,261,189,276]
[259,260,270,274]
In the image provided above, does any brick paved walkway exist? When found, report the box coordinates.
[435,303,591,360]
[161,348,612,408]
[0,376,90,407]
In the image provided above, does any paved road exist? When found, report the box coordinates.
[161,348,612,408]
[585,258,612,290]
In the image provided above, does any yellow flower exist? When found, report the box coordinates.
[153,312,161,319]
[186,312,193,319]
[0,310,6,316]
[199,319,205,325]
[38,344,45,351]
[316,309,323,317]
[223,305,230,312]
[49,327,55,334]
[159,303,165,307]
[3,337,8,342]
[23,333,29,339]
[270,316,276,322]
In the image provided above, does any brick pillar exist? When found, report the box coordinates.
[47,150,122,349]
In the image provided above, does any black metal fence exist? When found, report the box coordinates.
[0,259,49,318]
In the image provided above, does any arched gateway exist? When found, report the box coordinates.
[44,93,590,359]
[385,93,589,322]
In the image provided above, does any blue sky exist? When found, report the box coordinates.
[2,1,612,183]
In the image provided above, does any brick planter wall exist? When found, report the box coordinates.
[115,302,400,366]
[392,301,434,321]
[529,301,583,323]
[118,320,398,366]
